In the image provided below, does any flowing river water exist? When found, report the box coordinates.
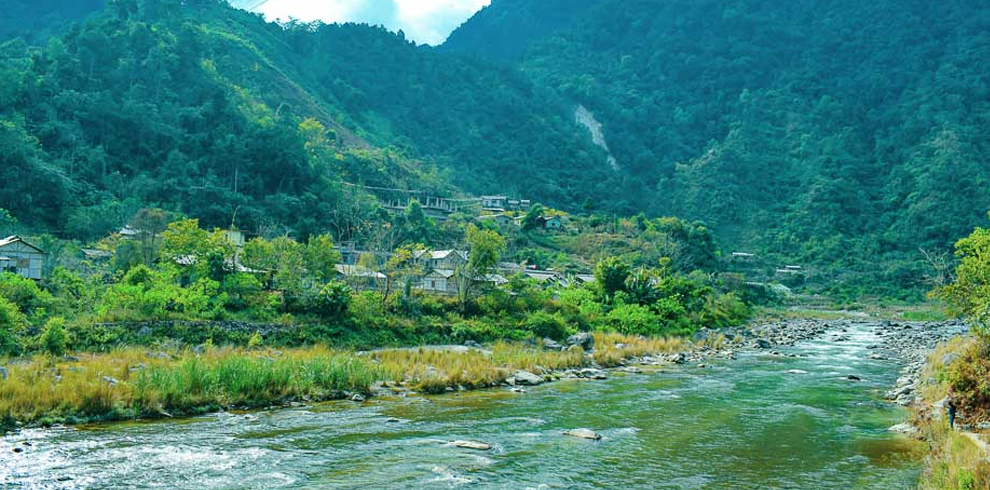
[1,322,927,489]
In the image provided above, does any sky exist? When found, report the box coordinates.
[251,0,492,46]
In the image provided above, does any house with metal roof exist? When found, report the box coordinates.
[0,236,44,279]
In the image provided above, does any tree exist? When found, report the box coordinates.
[521,203,546,231]
[129,208,173,266]
[304,234,341,283]
[381,244,426,305]
[457,224,506,307]
[937,212,990,337]
[595,257,630,301]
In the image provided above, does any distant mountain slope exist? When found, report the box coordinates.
[444,0,990,296]
[0,0,622,241]
[0,0,104,44]
[441,0,605,61]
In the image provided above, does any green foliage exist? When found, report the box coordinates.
[938,214,990,336]
[314,281,352,320]
[521,204,546,231]
[40,316,69,357]
[595,257,629,301]
[523,311,571,341]
[0,272,54,318]
[602,303,661,337]
[247,332,263,349]
[448,0,990,298]
[0,296,27,356]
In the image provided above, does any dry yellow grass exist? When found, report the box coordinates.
[370,343,589,393]
[1,333,696,429]
[592,332,686,367]
[0,346,376,430]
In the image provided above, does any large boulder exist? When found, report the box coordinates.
[450,440,492,451]
[566,332,595,351]
[509,370,544,386]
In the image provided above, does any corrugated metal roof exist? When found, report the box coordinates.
[0,236,44,253]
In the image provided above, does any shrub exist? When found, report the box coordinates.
[247,332,263,349]
[40,317,69,356]
[602,303,661,336]
[523,311,572,340]
[0,296,27,356]
[0,272,54,316]
[314,281,352,319]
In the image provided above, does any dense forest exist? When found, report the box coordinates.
[0,0,618,242]
[2,0,990,298]
[447,0,990,297]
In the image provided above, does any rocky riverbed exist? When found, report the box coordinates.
[375,319,968,402]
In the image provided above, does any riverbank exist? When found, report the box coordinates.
[0,332,697,433]
[1,318,930,490]
[907,336,990,489]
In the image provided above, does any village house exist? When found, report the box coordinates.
[419,269,457,295]
[477,213,514,227]
[414,250,469,271]
[480,195,508,212]
[512,215,564,230]
[335,264,388,291]
[0,236,44,280]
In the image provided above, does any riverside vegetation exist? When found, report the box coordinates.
[0,210,747,432]
[890,212,990,490]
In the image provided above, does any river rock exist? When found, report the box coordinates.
[350,393,366,402]
[786,369,809,375]
[619,366,643,374]
[578,368,608,380]
[510,370,544,386]
[450,440,492,451]
[668,352,687,364]
[566,333,595,351]
[542,338,564,351]
[756,339,772,349]
[0,366,7,380]
[102,376,120,386]
[846,375,862,381]
[888,423,918,435]
[564,428,602,440]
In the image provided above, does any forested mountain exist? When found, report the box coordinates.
[0,0,104,44]
[446,0,990,296]
[2,0,990,298]
[0,0,621,243]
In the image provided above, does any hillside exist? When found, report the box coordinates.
[0,0,104,44]
[445,0,990,297]
[0,0,625,242]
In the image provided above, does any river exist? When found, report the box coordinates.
[0,322,925,489]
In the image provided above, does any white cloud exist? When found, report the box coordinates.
[254,0,491,45]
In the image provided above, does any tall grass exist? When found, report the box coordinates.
[592,332,685,367]
[0,346,376,430]
[1,332,697,430]
[371,343,588,394]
